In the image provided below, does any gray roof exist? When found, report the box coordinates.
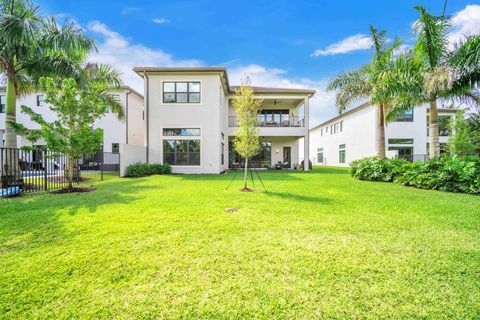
[310,103,370,131]
[133,66,315,96]
[229,86,316,95]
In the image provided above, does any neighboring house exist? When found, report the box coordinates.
[123,66,315,174]
[309,103,457,167]
[0,86,144,153]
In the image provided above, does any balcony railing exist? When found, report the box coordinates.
[228,116,304,127]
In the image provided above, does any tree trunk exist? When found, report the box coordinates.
[66,156,74,190]
[376,104,386,159]
[429,99,440,158]
[1,77,22,187]
[243,158,248,190]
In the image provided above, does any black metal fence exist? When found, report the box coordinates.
[1,148,119,195]
[397,153,480,162]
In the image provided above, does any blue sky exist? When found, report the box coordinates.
[37,0,480,124]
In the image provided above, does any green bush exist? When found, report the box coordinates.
[350,157,409,182]
[350,156,480,194]
[126,163,172,177]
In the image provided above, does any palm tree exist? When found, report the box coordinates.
[327,26,400,159]
[385,6,480,157]
[0,0,95,184]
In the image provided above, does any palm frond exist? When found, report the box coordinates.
[413,5,450,69]
[327,69,371,112]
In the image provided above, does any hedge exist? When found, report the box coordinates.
[350,156,480,194]
[126,163,172,177]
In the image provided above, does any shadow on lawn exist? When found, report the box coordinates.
[265,190,333,204]
[0,178,155,252]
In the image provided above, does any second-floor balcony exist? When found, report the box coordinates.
[228,115,305,127]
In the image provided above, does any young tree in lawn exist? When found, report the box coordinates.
[11,75,123,191]
[0,0,95,185]
[232,82,262,191]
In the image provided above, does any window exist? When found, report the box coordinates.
[339,144,346,164]
[317,148,324,163]
[320,129,323,136]
[0,95,5,113]
[229,141,271,168]
[389,146,413,161]
[340,121,343,132]
[221,142,225,165]
[163,81,200,103]
[438,116,451,136]
[163,140,200,166]
[388,138,414,144]
[112,143,120,154]
[37,95,45,107]
[163,128,201,136]
[394,109,414,122]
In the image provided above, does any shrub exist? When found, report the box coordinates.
[350,157,409,182]
[126,163,171,177]
[351,156,480,194]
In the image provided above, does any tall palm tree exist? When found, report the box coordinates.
[327,26,400,159]
[0,0,95,150]
[385,6,480,157]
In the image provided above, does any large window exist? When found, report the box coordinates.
[163,82,201,103]
[0,95,5,113]
[221,142,225,165]
[163,140,200,166]
[388,138,414,144]
[257,110,290,126]
[394,109,414,122]
[317,148,324,163]
[163,128,201,136]
[339,144,346,164]
[229,141,271,168]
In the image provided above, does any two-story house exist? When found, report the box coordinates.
[309,103,457,166]
[124,67,315,174]
[0,86,144,153]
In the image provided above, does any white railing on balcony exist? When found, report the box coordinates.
[228,116,304,127]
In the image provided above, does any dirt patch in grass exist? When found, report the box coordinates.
[50,186,96,194]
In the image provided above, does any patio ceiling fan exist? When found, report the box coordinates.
[270,99,282,105]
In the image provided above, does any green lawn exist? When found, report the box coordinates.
[1,167,479,319]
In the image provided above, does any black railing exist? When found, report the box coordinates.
[0,148,119,195]
[228,116,304,127]
[397,153,480,162]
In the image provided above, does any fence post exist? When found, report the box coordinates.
[43,150,48,191]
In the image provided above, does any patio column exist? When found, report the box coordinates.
[303,97,310,171]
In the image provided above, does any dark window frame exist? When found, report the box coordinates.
[163,139,201,166]
[163,128,201,136]
[36,95,45,107]
[162,81,201,104]
[339,144,346,163]
[112,143,120,154]
[388,138,414,145]
[0,95,5,113]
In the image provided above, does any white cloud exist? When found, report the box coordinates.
[228,64,337,126]
[449,4,480,43]
[86,21,203,92]
[311,34,372,56]
[152,18,169,24]
[86,22,336,126]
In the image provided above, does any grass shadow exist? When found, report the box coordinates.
[265,190,334,205]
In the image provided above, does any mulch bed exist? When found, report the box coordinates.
[50,186,96,194]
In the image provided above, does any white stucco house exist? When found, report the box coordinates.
[0,86,144,153]
[309,103,457,167]
[120,66,315,175]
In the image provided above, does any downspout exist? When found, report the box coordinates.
[125,90,131,144]
[144,72,149,163]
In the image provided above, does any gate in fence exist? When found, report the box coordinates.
[0,148,119,194]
